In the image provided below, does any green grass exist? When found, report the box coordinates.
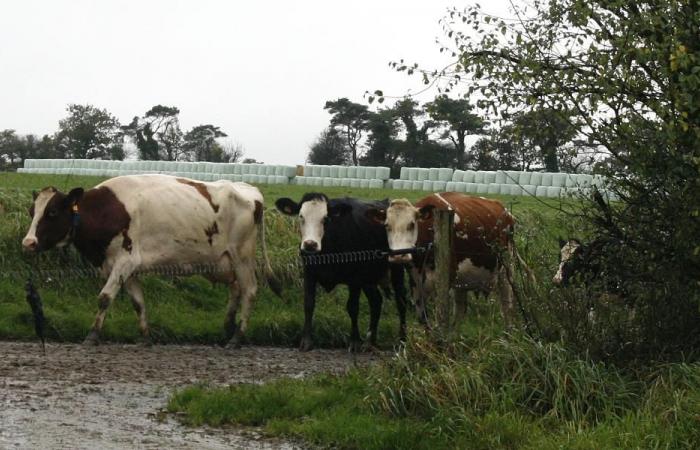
[168,330,700,449]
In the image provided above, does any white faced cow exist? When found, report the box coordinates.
[366,193,532,327]
[22,174,279,347]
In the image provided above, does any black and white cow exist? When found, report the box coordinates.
[275,193,407,352]
[22,174,279,347]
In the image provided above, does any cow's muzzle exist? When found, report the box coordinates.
[22,237,39,252]
[302,240,319,252]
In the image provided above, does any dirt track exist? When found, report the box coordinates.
[0,342,382,449]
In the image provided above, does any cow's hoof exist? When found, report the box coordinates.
[83,331,100,346]
[299,336,314,352]
[226,330,244,349]
[348,340,363,353]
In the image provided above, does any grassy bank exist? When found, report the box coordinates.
[169,330,700,449]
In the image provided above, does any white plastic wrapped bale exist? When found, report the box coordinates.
[529,172,543,186]
[266,165,278,176]
[363,167,376,179]
[329,166,340,178]
[432,181,447,192]
[350,179,361,188]
[376,167,391,180]
[546,186,563,198]
[454,182,468,193]
[535,186,549,197]
[428,168,440,181]
[487,184,501,195]
[451,170,464,182]
[355,167,367,179]
[341,178,352,187]
[319,166,330,178]
[23,159,36,169]
[337,165,348,178]
[473,171,485,183]
[509,185,525,196]
[416,168,429,181]
[565,174,579,187]
[483,171,497,184]
[407,167,418,181]
[274,175,289,185]
[231,164,243,175]
[577,174,594,188]
[369,179,383,189]
[359,179,369,189]
[522,185,537,196]
[540,172,553,186]
[551,173,567,187]
[332,178,343,187]
[503,171,519,184]
[400,166,410,180]
[473,183,487,194]
[446,181,457,191]
[462,170,476,183]
[242,174,253,183]
[421,181,433,191]
[322,178,334,187]
[390,180,404,190]
[346,166,358,178]
[408,181,421,190]
[592,174,606,189]
[438,168,453,182]
[518,172,532,186]
[495,170,507,184]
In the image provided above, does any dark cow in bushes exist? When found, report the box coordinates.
[276,193,407,352]
[22,174,279,347]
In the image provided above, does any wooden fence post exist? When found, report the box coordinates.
[433,209,454,335]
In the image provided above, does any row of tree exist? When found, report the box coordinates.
[308,96,595,174]
[0,104,248,170]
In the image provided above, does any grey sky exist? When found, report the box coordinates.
[0,0,508,164]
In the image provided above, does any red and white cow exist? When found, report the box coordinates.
[366,192,531,326]
[22,174,279,347]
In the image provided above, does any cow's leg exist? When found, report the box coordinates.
[497,266,515,329]
[124,277,150,344]
[84,261,135,345]
[391,264,407,341]
[229,259,257,349]
[347,285,362,352]
[299,273,317,352]
[454,287,470,325]
[223,280,241,346]
[362,285,383,350]
[411,266,429,326]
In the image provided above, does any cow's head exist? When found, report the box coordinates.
[275,193,351,252]
[365,198,434,263]
[22,187,84,252]
[553,238,584,285]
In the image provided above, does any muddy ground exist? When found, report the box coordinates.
[0,342,383,449]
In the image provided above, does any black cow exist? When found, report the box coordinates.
[276,193,407,352]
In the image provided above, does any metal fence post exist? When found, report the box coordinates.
[434,209,454,335]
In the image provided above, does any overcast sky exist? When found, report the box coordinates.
[0,0,510,164]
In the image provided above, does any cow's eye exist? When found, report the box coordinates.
[407,222,415,232]
[385,224,392,232]
[322,216,329,225]
[47,210,58,218]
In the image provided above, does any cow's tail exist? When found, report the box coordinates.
[255,201,282,297]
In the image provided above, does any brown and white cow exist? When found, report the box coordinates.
[366,192,530,326]
[22,174,279,347]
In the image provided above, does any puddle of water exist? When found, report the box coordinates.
[0,342,382,449]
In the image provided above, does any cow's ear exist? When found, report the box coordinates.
[558,237,566,248]
[365,208,386,225]
[32,190,38,200]
[64,188,84,208]
[418,205,435,221]
[329,203,352,217]
[275,198,300,216]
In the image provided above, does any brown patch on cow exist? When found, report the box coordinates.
[254,200,263,224]
[176,178,219,213]
[205,221,219,245]
[69,186,131,267]
[122,229,133,253]
[415,192,514,274]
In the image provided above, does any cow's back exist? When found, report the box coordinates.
[415,192,514,272]
[98,175,257,268]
